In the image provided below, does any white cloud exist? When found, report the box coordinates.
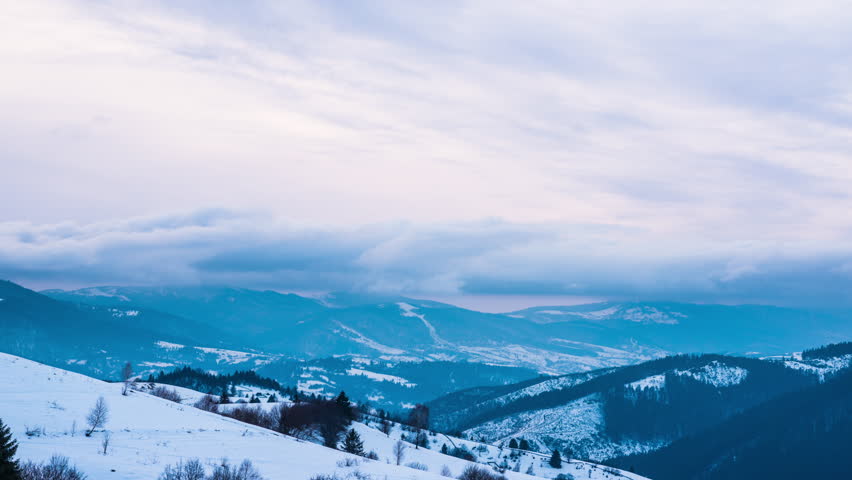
[1,1,851,303]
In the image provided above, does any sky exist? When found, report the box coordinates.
[1,1,852,309]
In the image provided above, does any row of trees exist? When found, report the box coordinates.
[210,391,359,450]
[506,438,531,450]
[145,366,297,399]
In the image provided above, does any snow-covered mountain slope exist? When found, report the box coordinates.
[775,348,852,381]
[0,352,647,480]
[428,370,614,434]
[432,353,844,461]
[464,393,665,461]
[359,416,647,480]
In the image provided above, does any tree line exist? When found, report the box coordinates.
[145,366,298,398]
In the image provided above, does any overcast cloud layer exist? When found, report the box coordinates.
[1,1,852,306]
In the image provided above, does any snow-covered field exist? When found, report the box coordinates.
[0,352,647,480]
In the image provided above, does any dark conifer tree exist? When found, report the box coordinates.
[336,391,354,421]
[340,428,365,456]
[518,439,530,451]
[549,449,562,468]
[219,388,231,404]
[0,418,21,480]
[508,438,518,449]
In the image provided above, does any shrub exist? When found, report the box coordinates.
[224,406,277,430]
[336,458,360,468]
[194,395,220,413]
[457,465,507,480]
[208,459,264,480]
[405,461,428,471]
[448,446,476,462]
[159,459,206,480]
[158,458,263,480]
[20,455,87,480]
[440,465,453,477]
[151,386,183,403]
[24,426,44,438]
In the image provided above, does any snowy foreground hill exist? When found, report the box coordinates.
[0,352,647,480]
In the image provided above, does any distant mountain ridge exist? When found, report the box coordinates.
[43,284,852,372]
[508,301,852,356]
[0,280,277,379]
[3,279,851,401]
[42,284,666,374]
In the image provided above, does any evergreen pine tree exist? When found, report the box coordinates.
[518,439,530,451]
[340,428,365,456]
[336,391,354,421]
[219,388,231,404]
[508,438,518,449]
[441,443,449,454]
[267,394,278,403]
[0,418,21,480]
[549,449,562,468]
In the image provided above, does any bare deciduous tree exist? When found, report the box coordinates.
[85,396,109,436]
[378,418,392,437]
[121,362,134,396]
[393,439,407,466]
[408,404,429,431]
[407,404,430,449]
[100,432,111,455]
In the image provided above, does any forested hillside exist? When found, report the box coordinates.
[609,367,852,480]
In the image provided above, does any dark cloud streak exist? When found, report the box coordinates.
[2,210,851,307]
